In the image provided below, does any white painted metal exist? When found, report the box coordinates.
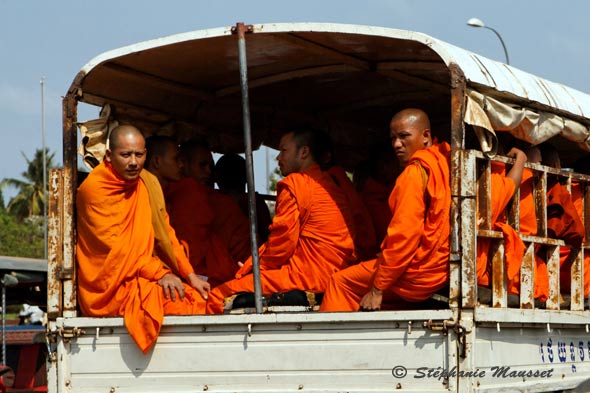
[56,313,454,393]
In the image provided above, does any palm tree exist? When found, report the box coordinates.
[1,148,55,221]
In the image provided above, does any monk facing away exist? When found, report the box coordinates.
[76,125,209,354]
[320,108,451,312]
[206,128,356,314]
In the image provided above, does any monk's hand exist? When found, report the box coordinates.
[187,273,210,300]
[158,273,185,301]
[359,286,383,311]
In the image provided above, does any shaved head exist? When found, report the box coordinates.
[389,108,432,166]
[105,125,146,182]
[390,108,431,132]
[109,124,144,150]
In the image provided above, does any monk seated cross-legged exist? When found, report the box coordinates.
[76,125,210,354]
[206,128,356,314]
[320,108,451,312]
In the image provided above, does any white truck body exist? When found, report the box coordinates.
[47,23,590,392]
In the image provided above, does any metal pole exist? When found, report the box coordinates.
[235,22,263,313]
[485,26,510,65]
[2,285,6,365]
[41,77,48,259]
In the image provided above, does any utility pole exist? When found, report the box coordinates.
[41,77,47,259]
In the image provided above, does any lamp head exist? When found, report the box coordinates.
[467,18,485,28]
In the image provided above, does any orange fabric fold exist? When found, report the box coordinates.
[549,181,587,296]
[77,162,205,354]
[476,162,525,296]
[206,164,356,314]
[328,166,378,261]
[320,142,451,311]
[166,178,240,288]
[359,178,393,244]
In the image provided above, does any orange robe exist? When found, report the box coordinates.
[76,162,205,354]
[546,181,586,296]
[328,166,378,261]
[571,181,590,296]
[210,190,252,264]
[359,178,393,243]
[206,164,356,314]
[519,168,550,301]
[166,178,240,288]
[476,162,525,296]
[320,142,451,312]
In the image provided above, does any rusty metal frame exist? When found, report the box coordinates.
[60,88,80,318]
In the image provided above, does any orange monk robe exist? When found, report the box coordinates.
[77,162,205,354]
[476,162,525,296]
[206,164,356,314]
[519,168,550,301]
[571,181,590,296]
[547,182,590,296]
[166,178,238,288]
[359,178,393,244]
[320,142,451,312]
[210,190,252,264]
[328,166,378,261]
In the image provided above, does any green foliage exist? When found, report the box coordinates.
[268,166,283,192]
[0,210,44,258]
[1,148,55,221]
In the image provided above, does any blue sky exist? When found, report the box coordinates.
[1,0,589,199]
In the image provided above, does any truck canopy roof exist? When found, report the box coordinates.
[69,22,590,168]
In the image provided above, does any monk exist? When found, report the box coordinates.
[76,125,209,354]
[166,140,249,287]
[572,158,590,298]
[317,132,378,261]
[539,145,586,299]
[144,135,183,190]
[206,128,356,314]
[215,153,272,243]
[475,140,527,297]
[320,108,451,312]
[354,145,399,243]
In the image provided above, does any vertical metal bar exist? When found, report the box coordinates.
[449,65,466,311]
[545,245,560,310]
[1,285,5,365]
[41,77,48,260]
[461,151,478,308]
[491,241,507,307]
[62,91,79,317]
[519,243,535,309]
[235,22,263,313]
[47,169,64,319]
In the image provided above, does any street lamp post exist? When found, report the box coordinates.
[467,17,510,65]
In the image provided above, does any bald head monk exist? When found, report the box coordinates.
[206,128,356,314]
[320,108,451,312]
[76,125,209,354]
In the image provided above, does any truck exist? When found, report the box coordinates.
[46,22,590,392]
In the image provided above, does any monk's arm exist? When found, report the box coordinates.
[259,185,300,269]
[372,164,426,290]
[505,147,527,188]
